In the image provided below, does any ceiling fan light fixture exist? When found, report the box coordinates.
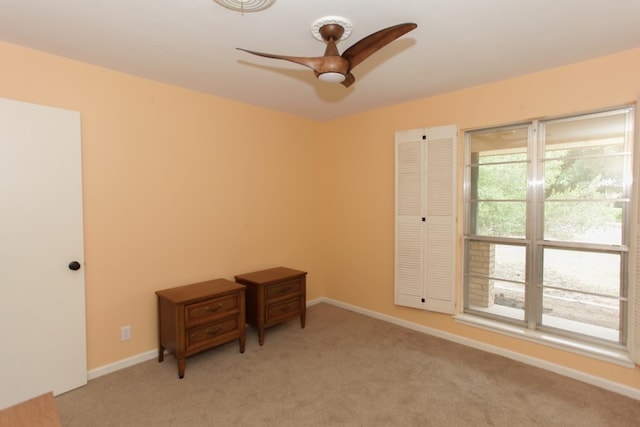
[318,72,346,83]
[212,0,276,13]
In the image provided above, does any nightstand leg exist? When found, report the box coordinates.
[300,311,306,329]
[239,334,246,353]
[258,328,265,346]
[177,358,185,379]
[158,345,165,362]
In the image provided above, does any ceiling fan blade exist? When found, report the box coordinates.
[341,23,417,71]
[236,48,324,73]
[341,73,356,88]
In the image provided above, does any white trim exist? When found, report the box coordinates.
[630,99,640,364]
[87,349,157,380]
[306,297,325,307]
[86,299,328,380]
[85,296,640,400]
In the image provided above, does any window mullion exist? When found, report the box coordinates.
[526,122,542,329]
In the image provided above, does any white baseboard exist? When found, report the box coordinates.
[85,301,331,380]
[88,349,158,380]
[87,296,640,400]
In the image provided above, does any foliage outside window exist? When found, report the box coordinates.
[463,107,634,346]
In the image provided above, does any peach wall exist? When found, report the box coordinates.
[0,41,325,369]
[322,48,640,391]
[2,38,640,393]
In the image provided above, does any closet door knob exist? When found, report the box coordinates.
[68,261,81,271]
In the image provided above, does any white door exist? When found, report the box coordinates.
[0,97,87,410]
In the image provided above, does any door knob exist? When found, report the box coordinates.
[68,261,81,271]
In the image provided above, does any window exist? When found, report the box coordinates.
[463,107,634,348]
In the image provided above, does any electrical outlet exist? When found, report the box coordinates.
[121,325,131,341]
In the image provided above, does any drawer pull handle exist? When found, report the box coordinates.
[278,287,291,294]
[278,304,297,313]
[205,326,223,335]
[205,303,224,312]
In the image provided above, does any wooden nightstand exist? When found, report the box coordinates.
[234,267,307,345]
[156,279,246,378]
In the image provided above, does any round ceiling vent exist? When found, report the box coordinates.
[212,0,276,13]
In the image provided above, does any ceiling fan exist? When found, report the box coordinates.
[236,16,417,87]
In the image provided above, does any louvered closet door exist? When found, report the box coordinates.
[395,125,457,314]
[395,129,426,309]
[424,125,456,313]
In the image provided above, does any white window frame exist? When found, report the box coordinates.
[459,106,638,366]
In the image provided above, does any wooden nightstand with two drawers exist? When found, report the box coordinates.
[235,267,307,346]
[156,279,246,378]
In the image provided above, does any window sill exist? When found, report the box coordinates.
[454,313,635,368]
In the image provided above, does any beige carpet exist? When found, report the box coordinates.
[55,303,640,426]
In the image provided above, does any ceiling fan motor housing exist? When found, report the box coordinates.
[316,56,349,79]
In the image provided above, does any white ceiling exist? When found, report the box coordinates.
[1,0,640,121]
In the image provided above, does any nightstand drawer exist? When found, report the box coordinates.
[265,279,302,302]
[186,316,241,351]
[266,297,303,324]
[185,294,240,327]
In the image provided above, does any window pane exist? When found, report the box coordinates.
[473,161,527,200]
[493,244,526,322]
[544,156,624,201]
[469,127,528,156]
[493,280,525,321]
[473,201,526,238]
[494,244,526,282]
[542,249,620,296]
[543,112,628,245]
[544,201,622,244]
[542,289,620,341]
[467,242,525,321]
[544,113,628,151]
[468,126,528,239]
[541,248,621,341]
